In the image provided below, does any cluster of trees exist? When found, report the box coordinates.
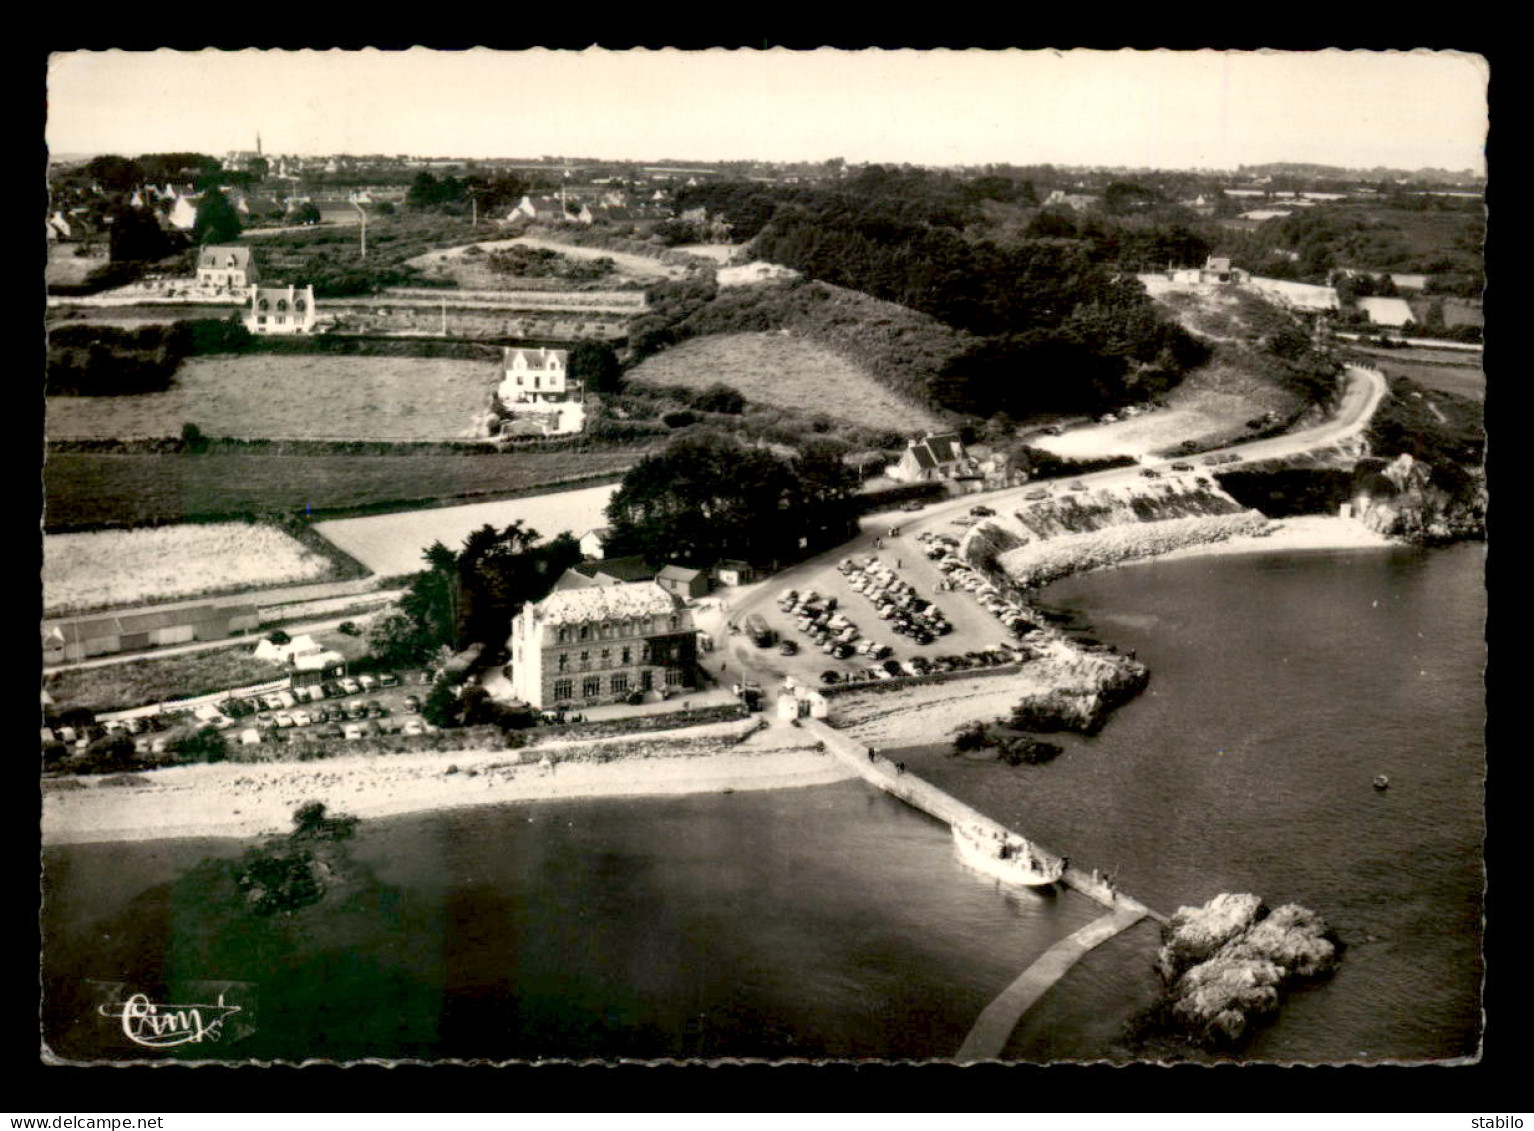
[603,432,856,567]
[367,522,583,666]
[698,178,1210,418]
[47,319,254,396]
[482,244,615,282]
[405,171,545,216]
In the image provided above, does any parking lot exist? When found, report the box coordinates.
[723,512,1053,694]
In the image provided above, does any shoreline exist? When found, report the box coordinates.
[41,720,855,847]
[832,515,1398,751]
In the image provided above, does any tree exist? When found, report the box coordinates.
[288,202,322,226]
[569,341,623,394]
[605,433,799,566]
[194,190,243,245]
[107,206,176,263]
[170,725,228,764]
[85,154,143,192]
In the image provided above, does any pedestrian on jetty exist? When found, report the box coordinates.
[896,761,906,775]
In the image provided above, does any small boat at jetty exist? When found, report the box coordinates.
[953,824,1065,887]
[1373,774,1391,791]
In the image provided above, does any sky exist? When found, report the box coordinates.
[46,48,1489,175]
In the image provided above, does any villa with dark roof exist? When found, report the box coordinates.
[887,433,973,483]
[506,582,698,709]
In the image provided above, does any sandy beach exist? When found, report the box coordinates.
[41,718,856,846]
[1147,514,1395,562]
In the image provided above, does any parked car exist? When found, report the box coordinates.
[273,713,295,729]
[347,701,368,721]
[820,670,841,685]
[358,674,378,691]
[343,723,364,741]
[969,505,995,517]
[1069,481,1088,491]
[1139,468,1160,478]
[292,711,313,728]
[1171,462,1194,472]
[404,695,422,714]
[378,672,400,688]
[402,719,425,737]
[339,677,361,695]
[779,640,800,656]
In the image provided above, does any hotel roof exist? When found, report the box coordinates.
[534,581,679,626]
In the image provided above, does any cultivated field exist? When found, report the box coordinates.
[43,644,279,716]
[672,243,741,264]
[314,483,619,579]
[44,449,643,531]
[45,354,499,441]
[44,523,337,615]
[628,332,947,434]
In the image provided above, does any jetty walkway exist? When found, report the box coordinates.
[801,717,1163,1060]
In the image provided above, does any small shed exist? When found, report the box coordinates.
[656,564,709,600]
[713,559,757,587]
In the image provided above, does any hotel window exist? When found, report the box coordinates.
[579,626,590,642]
[557,627,569,644]
[295,298,306,312]
[258,299,269,312]
[557,653,568,672]
[621,647,631,665]
[582,676,601,698]
[601,648,611,666]
[277,300,288,313]
[553,679,574,701]
[669,615,680,631]
[579,651,590,669]
[610,673,628,695]
[665,668,684,687]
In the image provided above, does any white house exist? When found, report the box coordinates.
[167,194,200,231]
[498,347,570,404]
[197,245,260,291]
[246,284,317,334]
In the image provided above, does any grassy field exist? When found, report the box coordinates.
[1349,347,1485,401]
[628,331,947,434]
[46,242,109,287]
[44,523,337,615]
[45,354,500,441]
[315,482,619,578]
[44,644,278,715]
[43,448,644,530]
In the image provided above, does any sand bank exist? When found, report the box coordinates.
[1143,515,1395,563]
[41,720,855,847]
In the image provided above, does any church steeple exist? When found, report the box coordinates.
[256,131,262,158]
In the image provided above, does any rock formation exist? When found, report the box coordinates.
[1149,892,1341,1049]
[1350,453,1485,544]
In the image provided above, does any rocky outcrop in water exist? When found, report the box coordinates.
[1147,893,1342,1048]
[1009,641,1150,733]
[1351,453,1485,544]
